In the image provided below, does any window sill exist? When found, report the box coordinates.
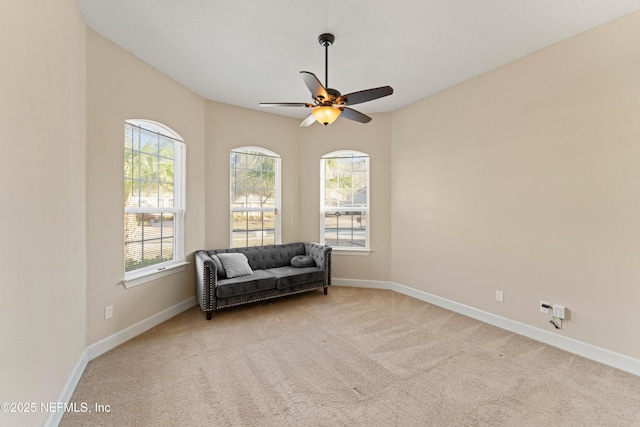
[122,261,190,289]
[331,249,371,256]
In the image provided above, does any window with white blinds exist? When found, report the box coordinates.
[230,147,281,248]
[124,120,186,280]
[320,151,370,250]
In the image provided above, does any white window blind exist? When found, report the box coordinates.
[230,147,281,248]
[320,151,370,249]
[124,121,185,278]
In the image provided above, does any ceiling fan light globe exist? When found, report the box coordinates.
[312,106,341,126]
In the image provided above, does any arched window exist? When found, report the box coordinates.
[124,120,186,285]
[230,147,281,248]
[320,150,370,249]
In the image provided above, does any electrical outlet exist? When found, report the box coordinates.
[540,301,550,314]
[105,305,113,320]
[495,290,504,302]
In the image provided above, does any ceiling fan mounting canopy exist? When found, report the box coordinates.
[318,33,335,47]
[259,33,393,127]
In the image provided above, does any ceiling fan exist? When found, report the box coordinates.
[260,33,393,127]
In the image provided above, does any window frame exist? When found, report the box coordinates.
[229,146,281,248]
[123,119,187,288]
[320,150,371,253]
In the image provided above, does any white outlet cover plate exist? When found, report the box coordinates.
[540,301,550,314]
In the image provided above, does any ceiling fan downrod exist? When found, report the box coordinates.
[318,33,334,89]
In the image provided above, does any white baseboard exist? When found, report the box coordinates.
[44,350,88,427]
[46,297,196,427]
[87,296,197,360]
[333,278,640,376]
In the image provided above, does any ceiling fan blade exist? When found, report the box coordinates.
[300,114,316,127]
[336,86,393,106]
[339,107,372,124]
[300,71,330,102]
[259,102,313,108]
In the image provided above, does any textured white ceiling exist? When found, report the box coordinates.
[76,1,640,119]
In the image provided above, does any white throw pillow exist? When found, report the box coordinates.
[216,253,253,278]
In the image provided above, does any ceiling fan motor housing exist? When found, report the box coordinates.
[326,88,341,102]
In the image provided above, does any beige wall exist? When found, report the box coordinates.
[391,11,640,359]
[204,103,300,248]
[299,115,392,281]
[0,1,87,426]
[85,29,206,345]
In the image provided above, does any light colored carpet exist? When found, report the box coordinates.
[61,286,640,426]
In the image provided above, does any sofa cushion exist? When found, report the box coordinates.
[291,255,315,268]
[266,266,325,289]
[217,253,253,278]
[216,269,277,298]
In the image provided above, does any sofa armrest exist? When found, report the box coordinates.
[304,242,332,287]
[304,242,330,269]
[195,250,217,314]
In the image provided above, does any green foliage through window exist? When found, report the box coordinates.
[321,151,370,249]
[124,122,183,274]
[230,148,280,248]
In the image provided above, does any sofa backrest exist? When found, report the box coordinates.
[208,242,306,270]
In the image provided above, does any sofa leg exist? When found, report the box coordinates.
[324,287,328,295]
[206,312,212,320]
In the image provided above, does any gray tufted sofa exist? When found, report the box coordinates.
[195,242,332,320]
